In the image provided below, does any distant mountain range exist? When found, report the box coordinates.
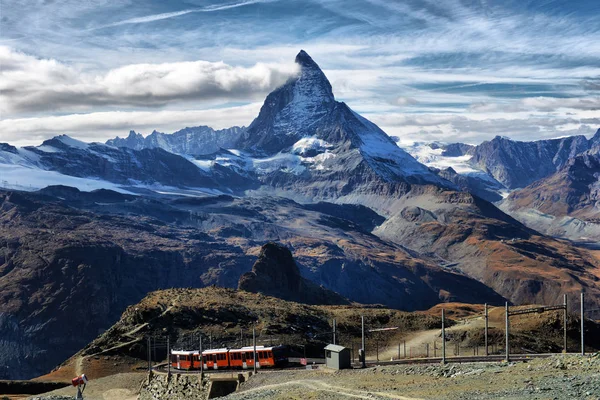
[106,125,245,156]
[1,50,600,380]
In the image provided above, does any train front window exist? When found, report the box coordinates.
[272,347,287,360]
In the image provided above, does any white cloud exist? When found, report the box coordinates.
[0,46,298,115]
[96,0,276,29]
[0,104,262,146]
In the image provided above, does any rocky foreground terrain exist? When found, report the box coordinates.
[225,354,600,400]
[29,354,600,400]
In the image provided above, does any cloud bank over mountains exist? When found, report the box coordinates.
[1,0,599,146]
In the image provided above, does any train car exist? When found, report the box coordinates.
[170,345,289,371]
[170,350,198,370]
[229,346,288,369]
[202,348,229,370]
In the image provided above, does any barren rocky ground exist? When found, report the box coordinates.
[225,354,600,400]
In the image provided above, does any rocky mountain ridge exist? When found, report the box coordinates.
[106,125,245,156]
[500,151,600,241]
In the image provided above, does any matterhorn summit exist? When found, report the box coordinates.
[239,50,449,191]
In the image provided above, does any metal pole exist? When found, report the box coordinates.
[505,302,510,362]
[167,336,171,376]
[398,342,401,360]
[253,324,257,374]
[153,336,156,364]
[333,318,336,345]
[484,303,489,356]
[403,340,406,358]
[147,337,151,372]
[241,327,243,347]
[581,292,585,356]
[361,315,366,368]
[200,334,203,375]
[563,294,568,353]
[441,309,446,364]
[426,343,429,358]
[209,333,212,350]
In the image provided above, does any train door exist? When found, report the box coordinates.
[205,354,214,369]
[242,352,247,369]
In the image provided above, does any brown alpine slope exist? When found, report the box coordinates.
[375,186,600,309]
[0,188,504,380]
[238,242,350,305]
[40,288,600,386]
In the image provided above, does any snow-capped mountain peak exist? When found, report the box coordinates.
[293,49,335,105]
[238,50,337,154]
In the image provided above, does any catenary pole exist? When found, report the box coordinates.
[505,302,510,362]
[441,309,446,364]
[581,292,585,356]
[200,334,203,375]
[333,319,336,345]
[484,303,489,356]
[564,294,568,353]
[167,336,171,376]
[253,324,257,374]
[361,315,366,368]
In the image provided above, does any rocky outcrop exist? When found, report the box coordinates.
[139,373,209,400]
[238,242,349,305]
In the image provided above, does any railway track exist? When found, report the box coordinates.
[151,353,565,375]
[362,352,560,367]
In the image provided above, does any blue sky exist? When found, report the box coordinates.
[1,0,599,146]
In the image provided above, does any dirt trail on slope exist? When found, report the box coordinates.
[377,314,500,360]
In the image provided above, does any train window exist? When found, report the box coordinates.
[259,352,265,359]
[268,351,273,358]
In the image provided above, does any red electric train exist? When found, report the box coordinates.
[170,345,288,370]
